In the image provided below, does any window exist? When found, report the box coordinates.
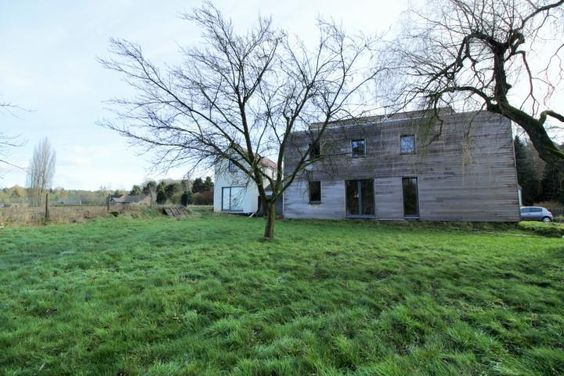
[346,179,375,216]
[309,181,321,204]
[222,186,244,211]
[402,177,419,217]
[400,135,416,154]
[228,160,237,173]
[309,142,321,160]
[351,139,366,158]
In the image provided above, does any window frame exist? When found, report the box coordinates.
[228,160,238,173]
[345,179,375,217]
[221,186,245,212]
[400,134,416,155]
[308,142,321,160]
[402,177,419,218]
[308,180,322,204]
[351,139,366,158]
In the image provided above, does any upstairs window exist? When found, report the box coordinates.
[351,139,366,158]
[309,142,321,160]
[228,160,238,173]
[309,181,321,204]
[400,135,416,154]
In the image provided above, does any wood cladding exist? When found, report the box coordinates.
[283,111,520,221]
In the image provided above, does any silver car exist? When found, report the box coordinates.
[520,206,553,222]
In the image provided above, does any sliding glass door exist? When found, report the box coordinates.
[402,177,419,217]
[222,186,244,211]
[346,179,374,216]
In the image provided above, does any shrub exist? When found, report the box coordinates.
[518,221,564,238]
[193,190,213,205]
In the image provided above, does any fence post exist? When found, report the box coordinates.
[44,192,50,224]
[106,194,111,212]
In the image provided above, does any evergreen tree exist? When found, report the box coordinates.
[165,182,180,199]
[541,163,560,201]
[156,188,167,205]
[192,178,205,193]
[130,185,142,195]
[181,191,192,206]
[514,136,540,204]
[204,176,214,191]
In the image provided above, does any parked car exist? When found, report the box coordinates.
[520,206,553,222]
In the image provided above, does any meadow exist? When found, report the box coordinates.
[0,214,562,375]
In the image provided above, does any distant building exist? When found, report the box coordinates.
[213,154,277,214]
[109,194,151,205]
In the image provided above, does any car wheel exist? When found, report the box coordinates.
[542,216,551,223]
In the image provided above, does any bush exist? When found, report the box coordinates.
[192,190,213,205]
[518,221,564,238]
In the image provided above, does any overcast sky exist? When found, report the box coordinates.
[0,0,408,190]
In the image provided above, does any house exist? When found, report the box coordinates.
[283,110,520,221]
[109,194,152,205]
[213,155,278,214]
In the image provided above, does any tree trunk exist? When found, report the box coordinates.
[494,105,564,174]
[263,201,276,240]
[44,192,50,224]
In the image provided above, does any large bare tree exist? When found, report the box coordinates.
[0,103,25,172]
[387,0,564,172]
[27,138,56,206]
[100,4,379,239]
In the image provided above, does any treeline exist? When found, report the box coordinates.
[514,136,563,205]
[0,186,109,206]
[0,176,215,207]
[128,176,214,206]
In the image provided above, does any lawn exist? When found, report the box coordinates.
[0,215,562,375]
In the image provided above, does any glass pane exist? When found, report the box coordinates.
[400,135,415,154]
[346,180,360,216]
[309,181,321,203]
[351,139,365,158]
[230,187,244,211]
[346,179,374,216]
[402,177,419,216]
[360,179,374,215]
[309,142,320,159]
[222,188,231,211]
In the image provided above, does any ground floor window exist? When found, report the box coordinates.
[222,186,245,211]
[309,181,321,204]
[402,177,419,217]
[346,179,374,216]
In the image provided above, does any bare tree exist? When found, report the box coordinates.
[386,0,564,172]
[27,138,56,206]
[0,103,26,174]
[100,3,380,239]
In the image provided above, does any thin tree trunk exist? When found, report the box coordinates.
[263,201,276,240]
[44,192,50,224]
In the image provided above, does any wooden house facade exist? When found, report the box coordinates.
[283,110,520,221]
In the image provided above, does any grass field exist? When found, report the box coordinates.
[0,215,562,375]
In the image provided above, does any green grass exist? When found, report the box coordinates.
[0,215,562,375]
[518,221,564,237]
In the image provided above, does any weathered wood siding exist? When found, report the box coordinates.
[283,111,520,221]
[374,177,404,220]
